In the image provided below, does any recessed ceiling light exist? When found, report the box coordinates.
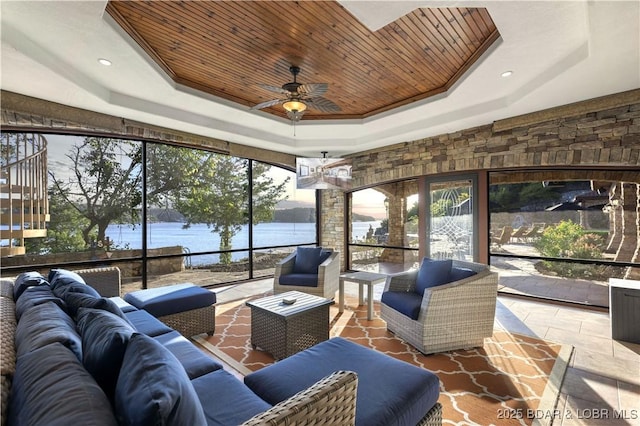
[98,58,112,66]
[501,70,513,78]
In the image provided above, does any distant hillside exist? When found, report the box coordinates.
[353,213,376,222]
[273,208,315,223]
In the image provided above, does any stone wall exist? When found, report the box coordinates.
[320,89,640,270]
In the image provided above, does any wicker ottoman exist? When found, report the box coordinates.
[245,337,442,426]
[124,283,216,337]
[246,291,331,360]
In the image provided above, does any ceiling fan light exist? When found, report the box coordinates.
[283,100,307,113]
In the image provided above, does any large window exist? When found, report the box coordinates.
[347,180,419,273]
[0,133,317,293]
[489,170,639,307]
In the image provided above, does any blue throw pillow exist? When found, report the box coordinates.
[50,268,101,299]
[415,258,452,296]
[15,301,82,361]
[65,292,129,322]
[114,333,206,425]
[292,247,323,274]
[77,308,135,402]
[8,342,118,426]
[15,285,66,321]
[13,272,49,301]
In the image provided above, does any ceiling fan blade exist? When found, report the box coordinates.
[298,83,328,97]
[305,97,341,113]
[251,98,285,110]
[258,83,289,95]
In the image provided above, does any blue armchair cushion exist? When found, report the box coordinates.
[192,369,272,425]
[8,342,117,426]
[381,291,423,320]
[449,267,477,282]
[416,258,452,296]
[114,333,206,425]
[76,308,136,402]
[153,331,223,379]
[123,283,216,317]
[245,337,440,426]
[292,247,323,274]
[15,285,66,321]
[15,301,82,361]
[278,273,319,287]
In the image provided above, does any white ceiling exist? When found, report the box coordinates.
[1,1,639,158]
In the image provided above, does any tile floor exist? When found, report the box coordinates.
[212,278,640,426]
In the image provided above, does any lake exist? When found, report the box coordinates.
[106,221,380,266]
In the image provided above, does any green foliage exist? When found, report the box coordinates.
[535,220,604,259]
[175,155,289,264]
[25,190,91,254]
[535,220,606,279]
[489,182,557,212]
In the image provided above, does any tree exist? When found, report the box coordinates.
[25,189,89,254]
[49,138,142,247]
[174,155,289,264]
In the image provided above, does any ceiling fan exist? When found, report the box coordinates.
[251,66,341,121]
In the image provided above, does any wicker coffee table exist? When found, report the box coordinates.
[246,291,331,360]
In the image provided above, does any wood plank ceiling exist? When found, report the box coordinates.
[106,1,499,120]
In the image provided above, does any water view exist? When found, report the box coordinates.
[105,221,380,266]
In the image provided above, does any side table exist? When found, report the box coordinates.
[339,271,387,320]
[246,291,331,360]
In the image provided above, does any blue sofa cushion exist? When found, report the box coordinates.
[15,301,82,361]
[109,296,138,313]
[245,337,440,426]
[76,308,136,402]
[50,269,101,299]
[381,291,423,320]
[124,309,173,337]
[9,342,118,426]
[449,267,477,282]
[65,292,129,322]
[292,247,323,274]
[13,271,49,301]
[114,333,206,425]
[278,273,319,287]
[153,331,223,379]
[124,283,216,317]
[416,258,452,296]
[192,369,272,425]
[15,285,65,321]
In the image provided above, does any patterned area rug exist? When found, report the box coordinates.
[194,295,572,426]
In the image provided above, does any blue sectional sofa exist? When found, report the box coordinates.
[1,267,443,425]
[1,268,358,425]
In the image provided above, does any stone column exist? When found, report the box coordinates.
[615,183,638,263]
[605,183,623,254]
[320,189,345,271]
[624,183,640,280]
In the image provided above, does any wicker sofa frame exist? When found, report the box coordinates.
[273,249,340,300]
[381,259,499,355]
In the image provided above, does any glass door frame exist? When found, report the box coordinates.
[420,173,479,262]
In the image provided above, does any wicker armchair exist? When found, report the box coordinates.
[274,249,340,299]
[74,266,122,297]
[380,259,498,355]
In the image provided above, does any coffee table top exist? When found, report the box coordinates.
[246,291,331,318]
[339,271,387,284]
